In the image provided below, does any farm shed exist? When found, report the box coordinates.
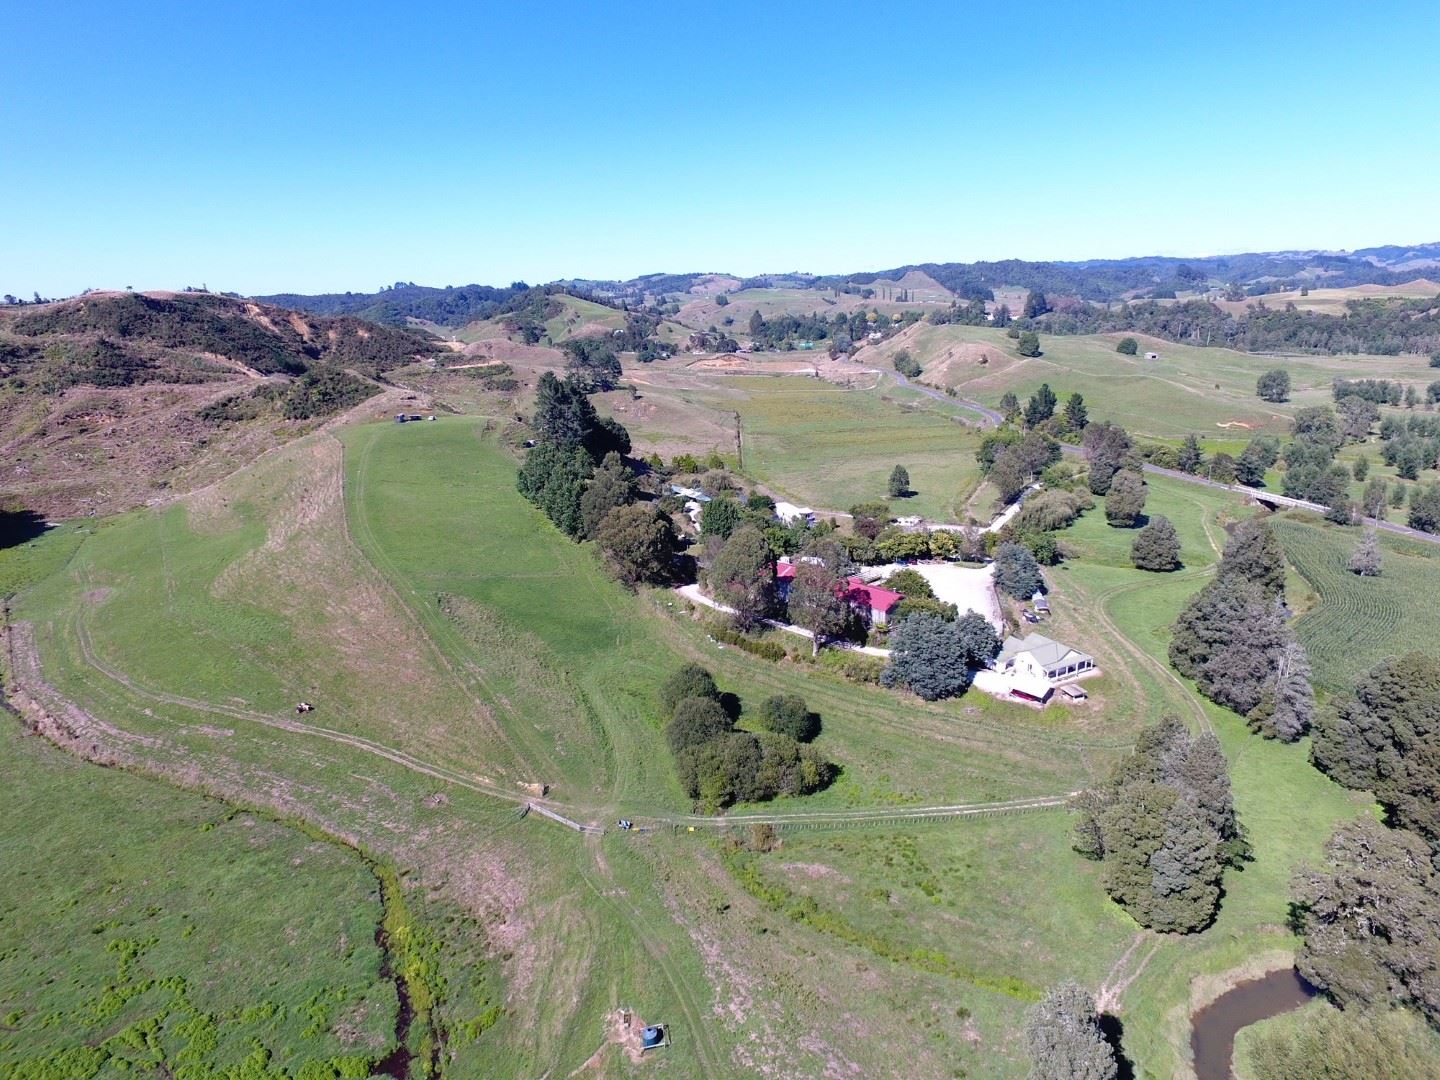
[1031,591,1050,614]
[995,633,1094,682]
[1144,351,1160,360]
[1059,684,1088,702]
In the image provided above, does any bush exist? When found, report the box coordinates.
[659,663,720,717]
[816,650,885,684]
[758,694,820,742]
[666,697,734,754]
[1116,337,1138,355]
[710,626,787,661]
[881,567,934,599]
[892,350,922,378]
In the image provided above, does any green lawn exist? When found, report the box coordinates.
[0,721,394,1077]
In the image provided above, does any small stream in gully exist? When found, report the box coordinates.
[1189,968,1318,1079]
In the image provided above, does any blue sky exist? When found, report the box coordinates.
[3,1,1438,296]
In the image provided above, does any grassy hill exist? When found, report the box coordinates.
[0,291,443,517]
[858,322,1436,439]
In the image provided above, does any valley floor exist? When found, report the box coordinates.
[0,412,1381,1077]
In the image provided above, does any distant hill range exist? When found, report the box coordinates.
[0,291,443,517]
[254,242,1440,326]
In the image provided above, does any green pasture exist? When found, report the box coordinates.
[635,375,985,519]
[0,721,394,1077]
[1,417,1399,1078]
[887,323,1436,439]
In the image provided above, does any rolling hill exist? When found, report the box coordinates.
[0,291,445,517]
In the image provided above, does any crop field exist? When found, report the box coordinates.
[1207,278,1440,317]
[860,322,1437,439]
[0,720,395,1077]
[1272,515,1440,693]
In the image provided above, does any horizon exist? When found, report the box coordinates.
[5,1,1439,296]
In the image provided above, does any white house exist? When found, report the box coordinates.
[774,501,816,526]
[994,633,1094,683]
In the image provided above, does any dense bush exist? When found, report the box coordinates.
[659,663,721,717]
[1024,983,1118,1080]
[758,694,820,741]
[1131,515,1181,571]
[709,625,788,661]
[881,612,1001,700]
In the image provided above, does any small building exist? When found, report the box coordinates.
[995,633,1095,683]
[843,579,903,627]
[774,501,816,526]
[1031,591,1050,614]
[671,484,712,503]
[1144,351,1160,360]
[1059,683,1088,702]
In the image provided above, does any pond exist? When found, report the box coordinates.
[1189,968,1319,1079]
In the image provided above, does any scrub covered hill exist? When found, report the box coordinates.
[0,291,444,517]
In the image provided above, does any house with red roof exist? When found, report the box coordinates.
[775,560,904,626]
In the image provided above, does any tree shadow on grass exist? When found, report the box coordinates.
[1098,1013,1136,1080]
[0,508,49,552]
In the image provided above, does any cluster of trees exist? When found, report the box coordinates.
[256,280,533,328]
[660,664,835,810]
[1279,407,1358,517]
[561,336,622,391]
[1379,413,1440,481]
[1287,651,1440,1031]
[745,308,920,353]
[1170,519,1316,740]
[1035,292,1440,357]
[880,611,1001,700]
[1072,717,1247,932]
[977,427,1062,504]
[517,372,675,585]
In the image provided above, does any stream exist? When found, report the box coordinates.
[1189,968,1318,1079]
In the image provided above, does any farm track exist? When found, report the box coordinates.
[33,603,1081,836]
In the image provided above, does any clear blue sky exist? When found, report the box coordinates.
[4,0,1438,297]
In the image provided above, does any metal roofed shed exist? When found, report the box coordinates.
[1059,683,1088,702]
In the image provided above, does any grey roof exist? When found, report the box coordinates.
[997,633,1092,670]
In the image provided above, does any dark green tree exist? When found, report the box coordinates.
[1170,573,1284,716]
[1131,515,1181,571]
[699,496,744,539]
[1177,435,1204,474]
[1023,382,1057,426]
[787,558,851,655]
[1104,469,1147,527]
[516,441,593,537]
[1082,421,1133,495]
[758,694,819,742]
[993,542,1044,599]
[1407,483,1440,533]
[1220,517,1287,598]
[1311,653,1440,852]
[1063,392,1088,432]
[659,663,720,717]
[579,452,635,538]
[594,503,675,586]
[1022,289,1051,319]
[887,464,910,498]
[1257,368,1291,403]
[999,391,1021,423]
[1115,336,1139,356]
[666,696,733,754]
[1016,330,1042,359]
[708,525,777,631]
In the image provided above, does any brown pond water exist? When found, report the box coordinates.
[1189,968,1318,1079]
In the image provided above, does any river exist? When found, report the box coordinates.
[1189,968,1319,1079]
